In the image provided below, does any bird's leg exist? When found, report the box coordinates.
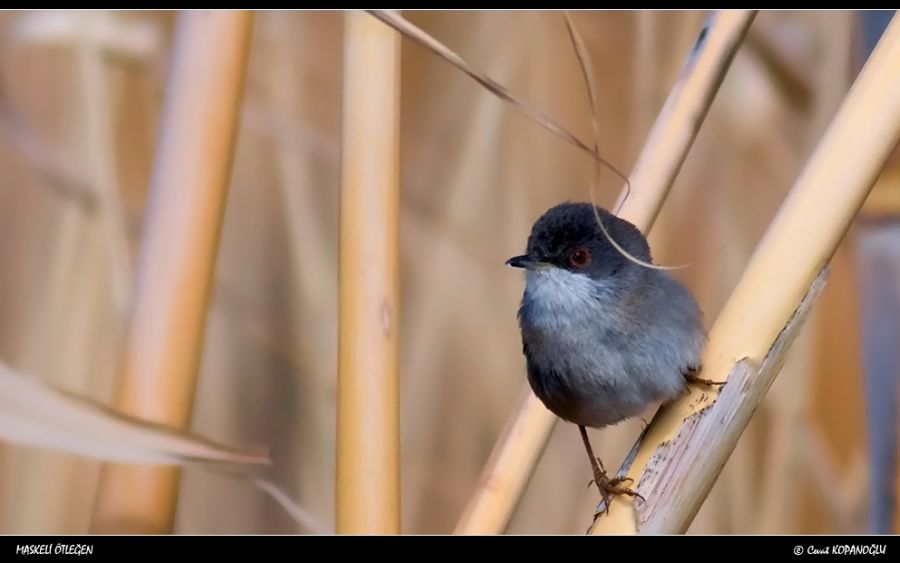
[683,364,726,387]
[578,425,644,515]
[578,424,605,488]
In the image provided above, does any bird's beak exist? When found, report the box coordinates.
[506,255,538,269]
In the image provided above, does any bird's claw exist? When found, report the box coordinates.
[684,365,726,387]
[590,467,644,515]
[586,473,645,533]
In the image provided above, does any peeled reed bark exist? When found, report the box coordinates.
[590,15,900,535]
[89,10,254,534]
[454,10,757,534]
[336,10,401,534]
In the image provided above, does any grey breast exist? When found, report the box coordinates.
[519,268,705,428]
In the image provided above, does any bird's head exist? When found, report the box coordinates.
[506,202,652,282]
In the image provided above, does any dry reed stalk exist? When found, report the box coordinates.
[808,11,855,144]
[752,11,856,535]
[0,11,161,208]
[75,11,133,316]
[336,10,401,534]
[402,84,513,528]
[396,13,534,529]
[454,10,756,534]
[262,10,337,531]
[612,10,757,225]
[90,10,254,533]
[0,359,270,469]
[0,12,159,212]
[631,11,658,157]
[590,15,900,535]
[744,23,813,109]
[0,11,146,532]
[11,11,160,63]
[370,12,589,159]
[8,218,109,533]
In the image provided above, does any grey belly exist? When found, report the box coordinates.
[525,335,687,429]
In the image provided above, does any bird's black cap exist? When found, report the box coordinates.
[507,202,652,279]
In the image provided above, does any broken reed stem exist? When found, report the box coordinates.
[454,10,757,535]
[590,15,900,534]
[89,10,254,534]
[336,10,401,534]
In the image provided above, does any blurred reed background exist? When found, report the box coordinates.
[0,9,896,535]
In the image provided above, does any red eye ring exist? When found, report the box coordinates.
[569,248,590,268]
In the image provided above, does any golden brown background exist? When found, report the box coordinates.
[0,10,895,534]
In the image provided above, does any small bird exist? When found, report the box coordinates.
[506,202,718,510]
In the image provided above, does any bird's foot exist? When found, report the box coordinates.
[588,464,644,518]
[683,365,726,387]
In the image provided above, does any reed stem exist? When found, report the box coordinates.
[89,10,254,533]
[336,10,402,534]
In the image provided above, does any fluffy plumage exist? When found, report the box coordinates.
[510,202,707,429]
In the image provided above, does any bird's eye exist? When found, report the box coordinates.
[569,248,590,268]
